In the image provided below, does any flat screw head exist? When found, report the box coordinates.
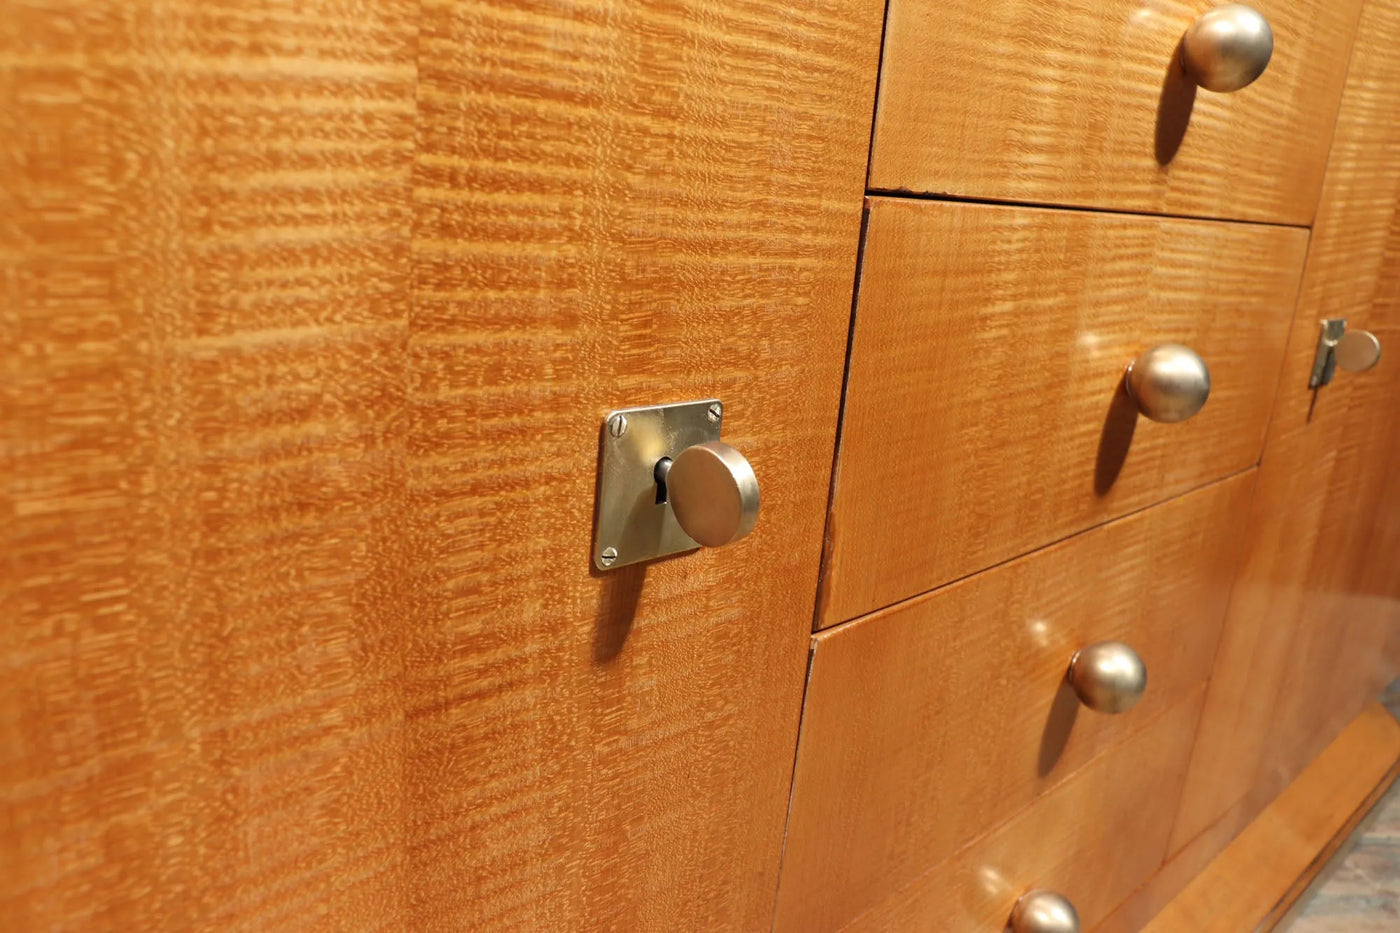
[707,402,722,423]
[607,414,628,438]
[600,547,618,567]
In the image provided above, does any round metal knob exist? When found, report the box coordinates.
[1181,4,1274,92]
[1335,329,1382,373]
[663,441,760,547]
[1125,344,1211,423]
[1009,890,1081,933]
[1069,641,1148,714]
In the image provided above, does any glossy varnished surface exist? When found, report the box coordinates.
[0,3,418,927]
[1143,705,1400,933]
[405,2,880,927]
[841,688,1206,933]
[0,1,885,928]
[870,0,1363,224]
[1169,0,1400,868]
[821,198,1304,625]
[777,475,1254,932]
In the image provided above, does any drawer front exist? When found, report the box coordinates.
[840,690,1206,933]
[822,198,1302,625]
[775,476,1253,933]
[870,0,1361,224]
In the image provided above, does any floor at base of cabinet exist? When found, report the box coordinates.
[1277,683,1400,932]
[1277,781,1400,931]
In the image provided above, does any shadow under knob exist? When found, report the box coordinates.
[1009,890,1081,933]
[665,441,760,548]
[1069,641,1148,714]
[1181,4,1274,92]
[1126,344,1211,423]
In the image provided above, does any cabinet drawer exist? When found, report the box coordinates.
[822,198,1302,625]
[840,690,1206,933]
[870,0,1361,224]
[775,476,1253,933]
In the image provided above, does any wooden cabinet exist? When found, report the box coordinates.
[871,0,1363,223]
[822,198,1303,625]
[779,475,1252,931]
[4,1,1399,930]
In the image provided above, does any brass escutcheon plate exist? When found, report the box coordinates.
[592,399,720,570]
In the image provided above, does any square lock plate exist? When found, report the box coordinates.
[592,400,721,570]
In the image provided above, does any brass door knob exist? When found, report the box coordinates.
[658,441,760,547]
[1181,4,1274,92]
[1009,890,1081,933]
[1069,641,1148,714]
[1126,344,1211,423]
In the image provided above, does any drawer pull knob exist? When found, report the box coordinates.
[1009,890,1081,933]
[1125,344,1211,423]
[1181,4,1274,93]
[1068,641,1148,714]
[659,441,761,548]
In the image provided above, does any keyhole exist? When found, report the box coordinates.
[654,457,673,505]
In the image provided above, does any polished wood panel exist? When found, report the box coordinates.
[821,198,1305,625]
[1170,0,1400,860]
[870,0,1363,224]
[0,4,418,928]
[382,0,882,929]
[776,475,1253,933]
[1142,705,1400,933]
[0,1,885,928]
[841,688,1206,933]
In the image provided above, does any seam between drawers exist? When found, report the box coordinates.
[864,188,1312,230]
[818,464,1259,640]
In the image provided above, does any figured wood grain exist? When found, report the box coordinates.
[1095,787,1268,933]
[0,3,419,929]
[777,474,1253,932]
[821,198,1305,625]
[840,687,1206,933]
[1141,705,1400,933]
[0,0,886,929]
[1169,0,1400,862]
[403,1,883,930]
[870,0,1364,224]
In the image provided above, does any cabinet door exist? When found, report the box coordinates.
[0,2,884,929]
